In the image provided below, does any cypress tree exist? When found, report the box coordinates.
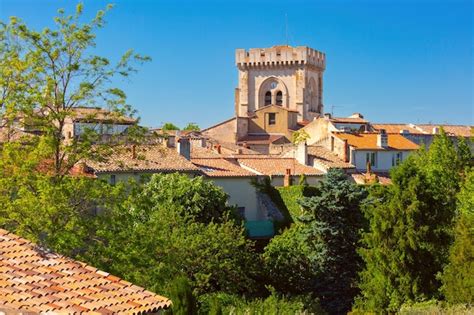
[297,169,367,314]
[440,168,474,304]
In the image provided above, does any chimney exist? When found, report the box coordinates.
[324,113,332,119]
[236,148,243,154]
[343,139,349,162]
[296,141,308,165]
[177,137,191,160]
[377,129,388,148]
[399,129,409,135]
[284,168,292,187]
[432,127,440,134]
[132,144,137,159]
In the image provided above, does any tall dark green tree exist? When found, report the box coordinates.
[355,130,471,313]
[440,167,474,304]
[264,169,367,314]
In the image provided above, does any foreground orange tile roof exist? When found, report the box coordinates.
[0,229,170,314]
[334,133,419,150]
[238,158,324,176]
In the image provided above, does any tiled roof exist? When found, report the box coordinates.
[87,144,199,173]
[351,172,392,185]
[371,123,421,134]
[191,158,256,177]
[71,107,136,124]
[307,145,355,170]
[416,124,472,137]
[330,117,368,124]
[0,127,36,143]
[334,133,419,150]
[0,229,170,314]
[237,158,324,176]
[237,134,286,145]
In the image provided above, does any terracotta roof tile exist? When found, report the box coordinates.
[371,123,421,134]
[70,107,136,124]
[237,134,286,145]
[351,172,392,185]
[307,145,355,170]
[334,133,419,150]
[330,117,368,124]
[191,157,256,177]
[416,124,472,137]
[0,229,170,313]
[87,144,199,174]
[237,158,324,176]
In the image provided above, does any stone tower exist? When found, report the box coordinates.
[235,45,326,122]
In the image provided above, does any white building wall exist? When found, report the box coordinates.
[207,177,262,220]
[352,150,414,172]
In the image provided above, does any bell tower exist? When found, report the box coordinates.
[235,45,326,122]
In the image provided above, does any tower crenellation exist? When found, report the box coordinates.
[236,46,326,69]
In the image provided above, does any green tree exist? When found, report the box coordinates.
[440,168,474,304]
[0,140,127,257]
[264,169,367,314]
[162,122,180,131]
[86,173,261,296]
[355,131,471,313]
[1,4,148,177]
[167,276,197,315]
[183,122,200,131]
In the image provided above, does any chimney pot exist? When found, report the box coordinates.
[132,145,137,159]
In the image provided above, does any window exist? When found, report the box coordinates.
[276,91,283,106]
[110,174,116,185]
[268,113,276,125]
[264,91,272,105]
[366,152,377,168]
[392,152,403,166]
[331,136,335,151]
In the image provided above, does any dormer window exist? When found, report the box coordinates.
[265,91,272,105]
[276,91,283,106]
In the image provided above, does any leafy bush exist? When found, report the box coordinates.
[399,300,473,315]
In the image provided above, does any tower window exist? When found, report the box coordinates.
[265,91,272,105]
[276,91,283,106]
[268,113,276,125]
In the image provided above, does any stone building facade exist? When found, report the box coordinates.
[203,45,326,147]
[235,45,326,121]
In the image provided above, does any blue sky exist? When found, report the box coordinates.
[1,0,472,128]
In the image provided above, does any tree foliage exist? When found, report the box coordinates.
[440,167,474,304]
[0,4,148,177]
[264,169,367,314]
[183,122,200,131]
[85,173,261,296]
[355,129,471,313]
[162,122,180,131]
